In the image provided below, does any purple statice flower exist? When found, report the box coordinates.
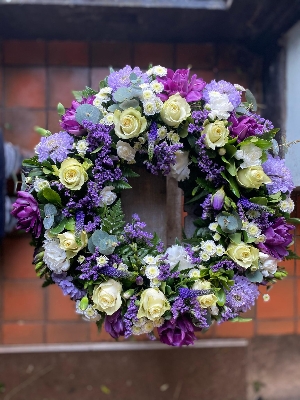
[107,65,149,91]
[144,141,183,176]
[52,272,86,300]
[98,266,129,279]
[220,306,238,322]
[188,110,209,134]
[124,214,154,246]
[190,298,210,329]
[158,314,198,347]
[184,245,201,264]
[249,113,274,132]
[225,275,259,313]
[148,122,158,160]
[75,211,85,234]
[136,276,144,285]
[203,80,241,107]
[258,217,295,260]
[35,131,74,163]
[158,261,180,281]
[236,197,273,230]
[157,69,206,102]
[105,309,125,339]
[262,153,295,194]
[171,297,189,320]
[123,296,139,338]
[228,114,264,143]
[200,194,213,220]
[179,287,212,299]
[11,191,42,237]
[210,260,238,272]
[60,97,94,136]
[196,135,225,185]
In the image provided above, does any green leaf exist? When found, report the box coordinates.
[245,89,257,111]
[99,80,107,89]
[221,172,240,198]
[250,197,268,206]
[28,168,44,177]
[225,160,237,176]
[185,190,209,204]
[100,199,126,236]
[82,86,98,98]
[42,188,62,206]
[22,157,40,167]
[286,218,300,224]
[65,218,75,231]
[91,145,103,154]
[96,318,105,332]
[216,288,226,306]
[231,317,252,322]
[228,232,242,244]
[261,128,279,141]
[285,250,300,260]
[245,270,263,283]
[34,126,51,137]
[57,102,65,116]
[80,297,89,311]
[72,90,83,102]
[111,180,132,190]
[224,143,237,158]
[50,218,67,234]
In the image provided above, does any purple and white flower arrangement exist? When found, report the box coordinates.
[12,65,298,346]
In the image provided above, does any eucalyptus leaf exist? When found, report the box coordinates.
[43,215,54,229]
[44,203,57,216]
[245,89,257,111]
[113,87,132,102]
[245,270,263,283]
[75,104,101,124]
[119,99,139,110]
[72,90,83,102]
[107,104,120,112]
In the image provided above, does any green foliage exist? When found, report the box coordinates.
[101,200,126,236]
[75,104,102,124]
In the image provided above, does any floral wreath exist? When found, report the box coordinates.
[12,65,298,347]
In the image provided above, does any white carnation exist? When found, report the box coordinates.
[206,91,234,120]
[99,186,117,206]
[235,143,262,169]
[116,140,136,163]
[169,151,191,181]
[165,245,194,271]
[259,252,278,277]
[43,239,70,273]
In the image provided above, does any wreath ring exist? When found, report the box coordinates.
[12,65,297,346]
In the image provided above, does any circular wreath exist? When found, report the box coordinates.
[12,65,297,347]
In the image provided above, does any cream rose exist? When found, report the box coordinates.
[169,151,191,181]
[192,280,212,291]
[58,158,88,190]
[160,93,191,127]
[137,288,170,321]
[57,230,88,259]
[237,166,271,189]
[227,242,259,269]
[92,279,122,315]
[192,280,217,308]
[116,140,136,162]
[114,108,147,139]
[202,121,229,150]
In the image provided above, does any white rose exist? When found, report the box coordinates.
[57,230,88,259]
[137,288,170,321]
[207,91,234,120]
[92,279,122,315]
[202,120,229,150]
[165,245,194,271]
[259,252,278,277]
[235,143,262,169]
[43,239,70,273]
[100,186,117,206]
[116,140,136,163]
[169,151,191,181]
[160,93,191,127]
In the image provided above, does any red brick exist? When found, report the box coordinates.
[176,43,215,69]
[46,323,89,343]
[91,67,110,91]
[195,325,215,339]
[2,235,36,279]
[214,320,254,338]
[280,257,295,276]
[3,108,46,150]
[90,323,115,342]
[3,40,45,65]
[5,68,46,108]
[257,320,295,335]
[2,323,44,344]
[48,41,88,66]
[47,109,61,134]
[91,41,132,67]
[3,281,45,321]
[257,279,295,319]
[48,67,89,108]
[46,284,81,321]
[191,69,215,83]
[134,43,174,68]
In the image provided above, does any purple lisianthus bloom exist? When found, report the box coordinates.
[157,69,206,102]
[262,153,295,194]
[105,309,125,339]
[228,114,264,143]
[258,217,295,260]
[11,191,42,237]
[107,65,149,91]
[157,314,198,347]
[35,131,74,163]
[60,97,94,136]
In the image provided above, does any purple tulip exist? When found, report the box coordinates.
[157,69,206,103]
[258,217,295,260]
[229,114,264,143]
[157,314,198,346]
[211,188,225,210]
[60,96,94,136]
[104,309,125,339]
[11,191,42,237]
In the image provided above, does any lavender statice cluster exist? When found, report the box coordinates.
[144,141,183,176]
[124,214,154,246]
[196,135,225,184]
[52,273,86,300]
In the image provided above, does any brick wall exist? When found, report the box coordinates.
[0,39,296,345]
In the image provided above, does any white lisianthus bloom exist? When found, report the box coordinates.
[165,244,194,271]
[279,197,295,213]
[259,252,278,277]
[43,239,70,273]
[169,151,191,181]
[206,91,234,120]
[33,177,50,192]
[99,186,117,206]
[92,279,122,315]
[235,143,262,169]
[116,140,136,163]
